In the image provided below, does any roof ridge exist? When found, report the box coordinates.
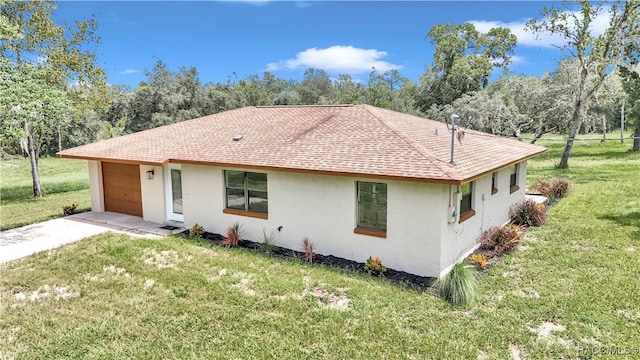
[361,105,461,181]
[255,104,354,108]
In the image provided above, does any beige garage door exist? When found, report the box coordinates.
[102,162,143,217]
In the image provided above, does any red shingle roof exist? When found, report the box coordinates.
[57,105,546,184]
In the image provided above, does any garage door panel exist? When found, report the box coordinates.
[102,162,143,217]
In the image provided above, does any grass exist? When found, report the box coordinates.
[1,139,639,358]
[432,261,477,307]
[0,157,90,230]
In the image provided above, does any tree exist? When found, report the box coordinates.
[427,89,523,137]
[0,59,67,197]
[0,1,105,197]
[527,0,640,168]
[620,65,640,151]
[416,23,516,112]
[489,75,549,142]
[296,68,334,104]
[125,61,202,132]
[334,74,363,104]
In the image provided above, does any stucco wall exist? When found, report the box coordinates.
[140,165,166,224]
[87,160,104,212]
[439,162,528,275]
[180,164,444,277]
[88,159,529,277]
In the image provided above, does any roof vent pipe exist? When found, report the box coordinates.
[449,114,459,164]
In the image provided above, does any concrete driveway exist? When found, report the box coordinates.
[0,212,184,265]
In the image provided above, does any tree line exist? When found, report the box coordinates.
[1,0,639,198]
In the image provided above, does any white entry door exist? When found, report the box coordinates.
[165,164,184,222]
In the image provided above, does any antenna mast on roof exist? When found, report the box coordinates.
[449,114,459,164]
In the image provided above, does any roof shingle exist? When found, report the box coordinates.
[57,105,546,184]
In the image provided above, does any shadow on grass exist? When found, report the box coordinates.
[529,166,620,184]
[599,211,640,239]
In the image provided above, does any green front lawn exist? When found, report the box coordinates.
[1,140,639,359]
[0,157,90,230]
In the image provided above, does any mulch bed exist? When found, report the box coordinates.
[182,231,435,290]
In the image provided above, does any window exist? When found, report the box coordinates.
[491,172,498,195]
[225,170,268,216]
[356,182,387,234]
[510,164,520,193]
[459,182,475,222]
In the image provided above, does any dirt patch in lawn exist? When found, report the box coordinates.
[14,284,79,301]
[309,287,350,310]
[529,321,571,347]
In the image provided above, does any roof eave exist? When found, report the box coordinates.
[55,153,168,167]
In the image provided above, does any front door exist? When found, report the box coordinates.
[165,165,184,222]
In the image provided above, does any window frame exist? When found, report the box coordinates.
[459,181,475,223]
[510,164,520,194]
[491,172,498,195]
[355,181,387,238]
[223,170,268,219]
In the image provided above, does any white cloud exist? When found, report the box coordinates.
[471,5,611,48]
[510,55,526,64]
[119,69,139,75]
[266,45,402,74]
[470,19,565,48]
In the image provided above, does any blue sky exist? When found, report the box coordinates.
[53,1,608,87]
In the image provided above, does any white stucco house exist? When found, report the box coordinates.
[57,105,546,277]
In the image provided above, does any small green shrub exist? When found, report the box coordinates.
[189,223,204,238]
[259,229,276,253]
[222,222,244,247]
[364,256,387,277]
[300,237,315,263]
[433,261,477,307]
[62,203,77,216]
[479,225,521,254]
[510,199,547,227]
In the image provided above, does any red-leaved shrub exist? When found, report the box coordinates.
[510,199,547,227]
[222,222,243,247]
[479,225,521,254]
[551,178,570,199]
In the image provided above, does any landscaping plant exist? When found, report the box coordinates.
[188,223,205,238]
[300,237,316,263]
[510,199,547,227]
[479,225,521,255]
[62,203,77,216]
[469,254,488,270]
[222,222,244,247]
[364,256,387,277]
[531,177,570,204]
[259,229,276,254]
[551,177,570,199]
[432,261,477,307]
